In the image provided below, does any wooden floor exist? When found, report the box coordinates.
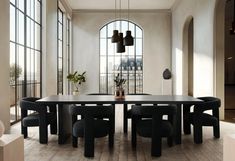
[10,106,235,161]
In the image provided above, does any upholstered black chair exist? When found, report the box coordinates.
[20,97,57,139]
[123,93,151,134]
[183,97,221,144]
[71,105,114,157]
[131,105,177,157]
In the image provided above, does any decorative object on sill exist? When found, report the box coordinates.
[163,68,172,80]
[0,120,5,138]
[111,0,134,53]
[114,73,126,99]
[124,0,134,46]
[67,71,86,95]
[230,0,235,35]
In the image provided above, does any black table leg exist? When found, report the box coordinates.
[123,104,128,134]
[39,106,48,144]
[58,104,72,144]
[175,104,182,144]
[112,104,115,134]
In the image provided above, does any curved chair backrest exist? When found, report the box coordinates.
[131,105,177,117]
[195,97,221,112]
[20,97,41,112]
[71,105,113,118]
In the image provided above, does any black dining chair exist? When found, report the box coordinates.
[131,105,177,157]
[123,93,151,134]
[20,97,57,140]
[71,105,114,157]
[183,97,221,144]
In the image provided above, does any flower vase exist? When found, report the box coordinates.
[115,88,125,99]
[0,120,5,138]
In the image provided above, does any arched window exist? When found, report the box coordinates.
[99,20,143,94]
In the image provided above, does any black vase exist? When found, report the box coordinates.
[163,68,171,80]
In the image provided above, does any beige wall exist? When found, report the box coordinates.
[172,0,225,119]
[42,0,58,96]
[0,0,10,131]
[72,10,172,94]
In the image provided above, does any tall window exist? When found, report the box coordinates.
[99,20,143,94]
[10,0,42,124]
[57,8,63,94]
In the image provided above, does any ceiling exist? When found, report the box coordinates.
[67,0,177,10]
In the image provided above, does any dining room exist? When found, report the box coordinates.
[0,0,235,161]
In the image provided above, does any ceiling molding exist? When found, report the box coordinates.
[72,9,172,14]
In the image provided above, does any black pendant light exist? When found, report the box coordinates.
[117,0,125,53]
[112,0,119,43]
[124,0,134,46]
[117,33,125,53]
[230,0,235,35]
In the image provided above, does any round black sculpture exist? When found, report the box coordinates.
[163,68,171,79]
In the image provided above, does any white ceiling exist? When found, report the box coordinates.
[67,0,177,10]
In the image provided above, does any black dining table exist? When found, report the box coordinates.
[36,95,203,145]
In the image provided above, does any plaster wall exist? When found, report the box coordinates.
[72,10,172,94]
[0,0,10,131]
[172,0,225,119]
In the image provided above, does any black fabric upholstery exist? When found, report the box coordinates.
[183,96,221,144]
[131,105,177,157]
[124,93,151,133]
[73,119,109,138]
[20,97,57,140]
[71,105,114,157]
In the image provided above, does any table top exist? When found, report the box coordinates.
[37,95,203,105]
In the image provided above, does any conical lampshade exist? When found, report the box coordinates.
[117,33,125,53]
[124,30,134,46]
[112,30,120,43]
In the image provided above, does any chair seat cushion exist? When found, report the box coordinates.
[189,113,219,126]
[22,114,40,127]
[136,119,173,138]
[127,109,152,118]
[73,119,109,138]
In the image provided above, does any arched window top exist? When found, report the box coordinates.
[100,20,143,40]
[99,20,143,94]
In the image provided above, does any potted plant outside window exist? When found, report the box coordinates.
[67,71,86,95]
[114,73,126,99]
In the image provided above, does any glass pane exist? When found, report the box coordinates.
[100,27,106,38]
[59,24,62,40]
[30,0,35,19]
[10,5,15,41]
[107,23,114,38]
[136,26,142,38]
[58,10,63,22]
[100,39,106,55]
[26,0,31,16]
[17,45,24,81]
[58,41,62,57]
[30,21,35,48]
[136,56,143,71]
[100,73,106,93]
[17,0,24,12]
[100,56,106,73]
[108,39,115,55]
[17,11,25,45]
[35,0,41,23]
[35,24,40,50]
[114,56,121,71]
[108,74,114,94]
[108,56,114,73]
[26,18,31,47]
[121,21,128,34]
[10,0,15,5]
[136,39,142,55]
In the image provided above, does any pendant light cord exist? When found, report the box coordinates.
[128,0,130,30]
[120,0,122,31]
[115,0,117,29]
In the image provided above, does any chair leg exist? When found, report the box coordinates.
[183,105,191,135]
[109,133,114,148]
[151,136,161,157]
[72,136,78,148]
[194,123,203,144]
[22,125,28,138]
[213,124,220,138]
[167,136,173,147]
[131,118,137,148]
[84,137,95,157]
